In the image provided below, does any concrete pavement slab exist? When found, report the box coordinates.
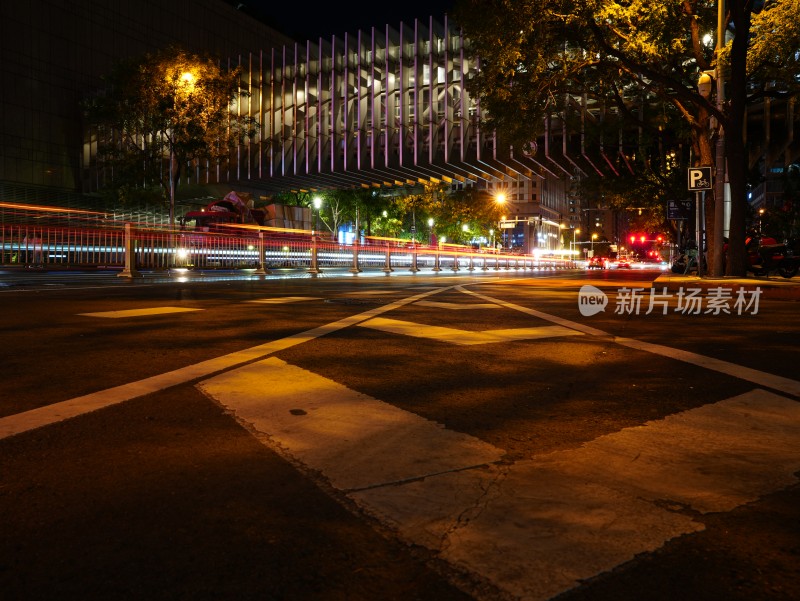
[197,357,505,492]
[200,356,800,601]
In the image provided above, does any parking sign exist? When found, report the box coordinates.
[687,167,712,191]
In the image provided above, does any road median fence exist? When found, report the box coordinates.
[1,222,574,275]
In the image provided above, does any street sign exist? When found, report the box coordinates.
[687,167,712,191]
[499,221,516,229]
[667,199,693,220]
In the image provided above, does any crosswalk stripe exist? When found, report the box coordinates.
[78,307,203,318]
[246,296,321,304]
[0,286,454,440]
[198,357,503,491]
[199,359,800,601]
[413,300,501,309]
[358,316,582,345]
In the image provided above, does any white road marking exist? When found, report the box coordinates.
[197,357,504,491]
[341,289,400,296]
[459,286,608,336]
[5,277,800,598]
[246,296,321,304]
[78,307,203,318]
[358,317,582,345]
[461,286,800,397]
[200,358,800,601]
[614,336,800,397]
[0,287,452,439]
[414,300,501,310]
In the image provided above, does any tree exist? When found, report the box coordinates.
[454,0,800,275]
[84,46,258,226]
[393,182,505,244]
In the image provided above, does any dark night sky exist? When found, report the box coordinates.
[232,0,456,43]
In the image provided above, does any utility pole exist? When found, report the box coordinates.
[712,0,727,277]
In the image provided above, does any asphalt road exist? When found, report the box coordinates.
[1,267,799,601]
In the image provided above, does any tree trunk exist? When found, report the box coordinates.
[724,1,752,277]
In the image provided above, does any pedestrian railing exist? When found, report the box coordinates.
[2,223,575,274]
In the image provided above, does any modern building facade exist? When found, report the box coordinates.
[6,2,795,252]
[81,14,574,251]
[0,0,292,201]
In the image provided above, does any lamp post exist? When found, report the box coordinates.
[313,196,322,237]
[591,233,598,256]
[495,192,507,250]
[428,217,435,246]
[309,196,322,275]
[350,204,362,273]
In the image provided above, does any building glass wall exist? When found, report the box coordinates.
[0,0,291,194]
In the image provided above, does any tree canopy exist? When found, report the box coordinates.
[84,46,257,217]
[453,0,800,274]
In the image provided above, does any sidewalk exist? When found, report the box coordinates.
[654,271,800,300]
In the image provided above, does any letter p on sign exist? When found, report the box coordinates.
[688,167,712,191]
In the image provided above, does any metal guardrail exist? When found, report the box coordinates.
[2,223,575,275]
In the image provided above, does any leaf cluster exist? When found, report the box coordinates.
[731,0,800,97]
[84,46,258,200]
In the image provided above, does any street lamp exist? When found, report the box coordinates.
[313,196,322,237]
[573,228,580,254]
[308,195,323,275]
[428,217,435,245]
[495,193,507,249]
[591,233,598,255]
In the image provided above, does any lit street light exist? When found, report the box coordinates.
[313,196,322,237]
[309,196,323,275]
[591,233,598,255]
[495,193,508,249]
